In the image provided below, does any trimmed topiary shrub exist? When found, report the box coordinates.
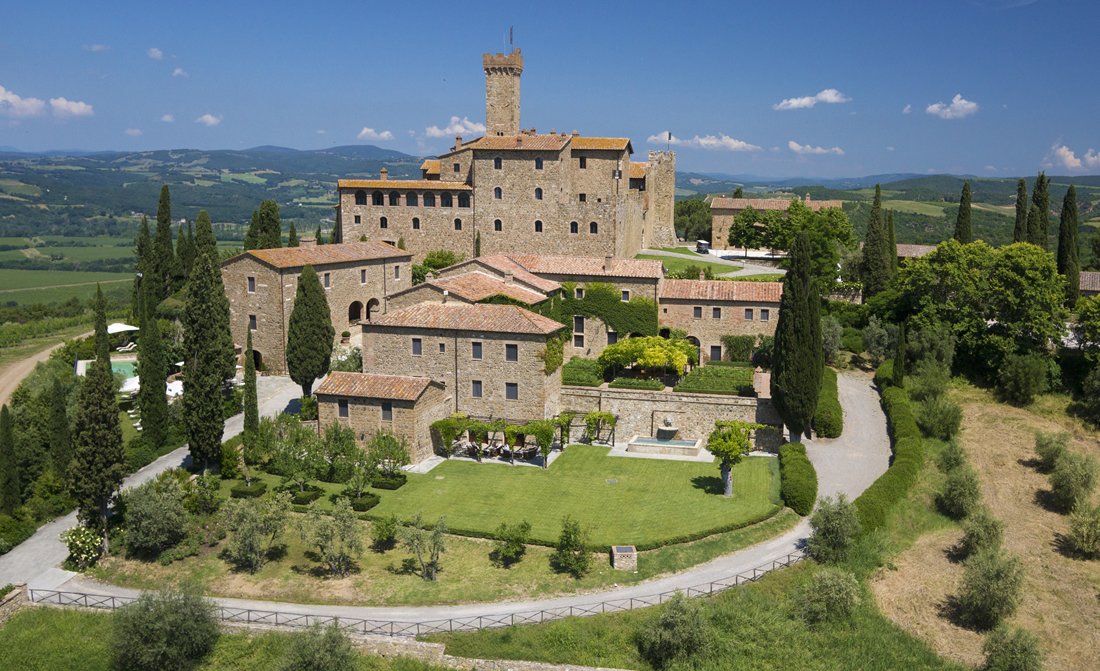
[958,506,1004,559]
[938,463,982,520]
[854,377,924,532]
[795,567,861,625]
[957,548,1024,630]
[916,395,963,440]
[110,589,219,671]
[608,377,665,390]
[562,357,605,387]
[349,493,380,512]
[371,472,407,490]
[808,494,861,563]
[813,367,843,438]
[981,625,1043,671]
[229,480,268,499]
[1049,451,1098,512]
[673,365,755,396]
[1034,431,1068,473]
[779,443,818,516]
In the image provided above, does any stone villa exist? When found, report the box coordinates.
[710,194,843,250]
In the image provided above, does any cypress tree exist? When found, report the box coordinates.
[733,186,744,198]
[94,284,110,364]
[475,231,482,257]
[69,285,125,554]
[243,329,258,441]
[861,184,893,299]
[886,210,898,271]
[286,265,334,397]
[1026,204,1042,248]
[151,185,178,300]
[177,220,197,281]
[1031,172,1050,247]
[181,252,229,471]
[0,405,18,515]
[194,210,217,260]
[954,181,973,243]
[770,233,822,443]
[1058,185,1080,306]
[253,200,282,249]
[314,224,324,245]
[132,215,152,319]
[893,321,907,387]
[136,288,169,450]
[1013,178,1028,243]
[287,222,299,247]
[47,378,72,476]
[244,208,260,250]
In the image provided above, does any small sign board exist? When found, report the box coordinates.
[612,544,637,571]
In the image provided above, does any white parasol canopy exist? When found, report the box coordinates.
[166,380,184,398]
[107,323,140,334]
[119,377,140,394]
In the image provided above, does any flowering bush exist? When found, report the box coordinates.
[60,526,101,569]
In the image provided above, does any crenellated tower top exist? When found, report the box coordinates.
[483,48,523,136]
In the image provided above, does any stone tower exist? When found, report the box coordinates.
[483,48,523,136]
[643,151,679,249]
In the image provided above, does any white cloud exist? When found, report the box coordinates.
[926,94,979,119]
[647,131,761,152]
[0,85,46,118]
[1048,144,1100,171]
[124,128,143,137]
[160,113,174,123]
[773,88,851,111]
[886,146,896,151]
[984,165,998,172]
[788,140,844,156]
[82,44,110,53]
[147,47,163,60]
[316,129,326,135]
[357,126,394,141]
[49,97,94,117]
[425,116,486,138]
[195,113,221,127]
[902,104,912,114]
[172,67,188,78]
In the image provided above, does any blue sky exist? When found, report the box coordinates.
[1,0,1096,178]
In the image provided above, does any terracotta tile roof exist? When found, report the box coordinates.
[420,159,440,176]
[659,279,783,303]
[434,271,548,305]
[470,256,562,293]
[232,241,410,270]
[710,197,843,211]
[1081,271,1100,292]
[315,372,434,401]
[509,254,664,280]
[571,137,632,152]
[337,179,472,190]
[896,243,937,258]
[468,134,571,151]
[628,162,647,179]
[371,303,565,335]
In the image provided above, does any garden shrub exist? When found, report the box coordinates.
[229,480,268,499]
[219,442,242,480]
[908,359,950,403]
[348,492,380,512]
[751,335,774,368]
[938,463,982,520]
[110,589,219,671]
[673,365,755,396]
[981,625,1043,671]
[608,377,665,390]
[124,438,157,472]
[808,494,861,563]
[917,395,963,440]
[854,379,924,532]
[872,359,894,388]
[957,548,1024,630]
[795,567,861,625]
[908,321,956,371]
[60,525,102,569]
[1066,503,1100,558]
[123,478,187,559]
[958,507,1004,558]
[0,514,37,555]
[278,624,357,671]
[1034,431,1068,473]
[550,515,590,578]
[937,439,967,472]
[289,487,323,506]
[371,472,407,490]
[370,514,399,552]
[813,367,843,438]
[996,354,1049,406]
[1049,451,1098,512]
[862,316,890,365]
[635,593,709,669]
[840,327,863,354]
[491,519,532,568]
[821,315,843,365]
[778,443,817,516]
[561,357,605,386]
[720,334,756,362]
[298,395,318,421]
[1079,365,1100,427]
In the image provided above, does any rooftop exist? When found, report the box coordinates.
[370,302,565,335]
[571,137,632,152]
[509,254,664,280]
[337,179,472,191]
[229,241,410,270]
[420,159,440,176]
[470,256,563,293]
[628,162,647,179]
[467,134,572,152]
[433,271,548,305]
[659,279,783,303]
[315,372,435,401]
[1081,270,1100,292]
[896,243,937,258]
[710,197,844,211]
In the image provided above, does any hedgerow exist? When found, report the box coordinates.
[779,443,818,516]
[561,357,604,386]
[720,334,756,362]
[813,367,843,438]
[608,377,665,390]
[674,365,755,396]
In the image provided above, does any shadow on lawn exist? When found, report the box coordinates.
[690,475,725,495]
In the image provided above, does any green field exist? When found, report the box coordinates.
[372,445,780,548]
[881,199,948,217]
[0,268,132,304]
[635,254,741,276]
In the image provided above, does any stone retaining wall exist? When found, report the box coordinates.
[0,584,28,627]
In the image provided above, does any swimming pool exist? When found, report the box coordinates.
[112,361,137,377]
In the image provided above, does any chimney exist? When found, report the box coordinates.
[300,236,317,248]
[441,289,449,304]
[379,167,389,181]
[603,255,613,271]
[698,269,706,280]
[504,271,514,284]
[454,135,462,151]
[804,192,812,203]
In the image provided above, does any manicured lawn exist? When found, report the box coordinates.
[652,246,700,255]
[0,268,133,304]
[634,254,741,276]
[372,445,780,548]
[732,272,784,281]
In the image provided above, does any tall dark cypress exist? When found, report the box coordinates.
[0,405,18,515]
[1058,185,1080,306]
[287,222,299,247]
[243,329,258,441]
[181,252,228,471]
[861,185,893,299]
[151,185,178,300]
[256,200,282,249]
[1026,203,1042,248]
[69,285,125,554]
[47,378,71,476]
[886,210,898,271]
[194,210,217,260]
[286,265,334,397]
[893,321,907,387]
[244,208,261,250]
[132,215,152,319]
[954,181,973,243]
[136,288,169,450]
[770,233,822,443]
[314,224,324,245]
[1031,172,1050,247]
[93,284,110,364]
[1013,178,1028,243]
[177,220,197,281]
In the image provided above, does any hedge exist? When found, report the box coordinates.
[350,493,380,512]
[608,377,665,390]
[813,367,843,438]
[371,472,407,490]
[873,359,894,388]
[853,375,925,532]
[720,334,756,362]
[229,481,268,499]
[674,365,755,396]
[779,443,818,516]
[562,357,605,386]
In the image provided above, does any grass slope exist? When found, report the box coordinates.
[634,254,741,276]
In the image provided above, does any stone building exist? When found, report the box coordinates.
[1082,271,1100,298]
[361,302,566,423]
[315,372,449,462]
[334,48,677,261]
[220,239,412,373]
[658,279,782,363]
[710,194,843,250]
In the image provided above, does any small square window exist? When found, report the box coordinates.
[439,342,445,353]
[607,331,618,345]
[579,156,587,169]
[710,345,722,362]
[248,314,257,331]
[745,308,754,320]
[621,290,630,302]
[505,343,518,362]
[453,162,460,173]
[579,193,587,203]
[471,341,483,360]
[360,269,367,284]
[574,287,584,299]
[534,220,543,232]
[761,308,771,321]
[353,215,361,224]
[412,217,421,230]
[394,265,400,279]
[505,382,518,401]
[573,334,584,348]
[338,399,349,418]
[412,338,422,355]
[693,306,702,319]
[493,157,502,169]
[712,307,721,319]
[471,380,483,398]
[247,276,255,293]
[535,157,543,170]
[381,402,392,421]
[574,315,585,332]
[323,272,331,288]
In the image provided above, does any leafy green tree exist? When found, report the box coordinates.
[242,329,258,443]
[401,513,447,580]
[69,286,125,554]
[123,477,186,557]
[674,198,712,242]
[136,292,169,450]
[771,233,822,442]
[181,252,230,471]
[286,265,334,397]
[219,491,291,573]
[0,405,18,515]
[1058,185,1080,306]
[279,624,356,671]
[785,199,855,293]
[491,519,532,567]
[807,493,861,563]
[193,210,217,260]
[706,420,762,497]
[954,181,973,243]
[861,184,894,298]
[132,215,152,318]
[364,430,410,477]
[1013,178,1028,243]
[151,185,178,300]
[957,548,1024,629]
[728,206,767,249]
[1030,172,1050,247]
[287,221,299,247]
[862,315,890,365]
[110,589,219,671]
[298,498,363,577]
[795,568,862,625]
[636,593,711,668]
[1077,295,1100,362]
[550,514,590,578]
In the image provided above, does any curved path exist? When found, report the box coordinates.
[43,372,890,626]
[638,248,785,279]
[0,330,93,408]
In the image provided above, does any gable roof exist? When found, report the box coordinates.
[710,197,843,211]
[571,137,632,152]
[315,372,436,401]
[433,271,548,305]
[228,241,410,270]
[1081,270,1100,293]
[628,162,647,179]
[896,243,937,258]
[337,179,472,191]
[420,159,440,176]
[509,254,664,280]
[467,255,562,293]
[659,279,783,303]
[370,303,565,335]
[468,134,571,152]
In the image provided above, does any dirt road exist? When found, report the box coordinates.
[0,331,91,407]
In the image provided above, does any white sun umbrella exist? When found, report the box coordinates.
[107,323,140,334]
[166,380,184,398]
[119,376,141,394]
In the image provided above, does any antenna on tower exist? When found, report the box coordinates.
[509,26,514,49]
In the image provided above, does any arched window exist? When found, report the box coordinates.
[494,219,502,232]
[440,193,453,207]
[380,217,388,229]
[534,187,543,200]
[388,191,400,206]
[535,157,543,170]
[493,187,502,200]
[534,220,543,233]
[372,191,384,206]
[589,221,598,234]
[493,157,502,169]
[454,218,462,231]
[354,190,367,205]
[457,193,470,208]
[569,221,578,234]
[423,192,436,207]
[412,217,421,230]
[406,192,418,206]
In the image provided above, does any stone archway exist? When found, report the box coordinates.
[348,301,364,325]
[366,298,381,322]
[252,349,264,372]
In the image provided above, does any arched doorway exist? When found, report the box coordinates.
[348,301,363,325]
[365,298,381,322]
[252,350,264,372]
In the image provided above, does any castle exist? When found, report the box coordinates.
[333,48,678,261]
